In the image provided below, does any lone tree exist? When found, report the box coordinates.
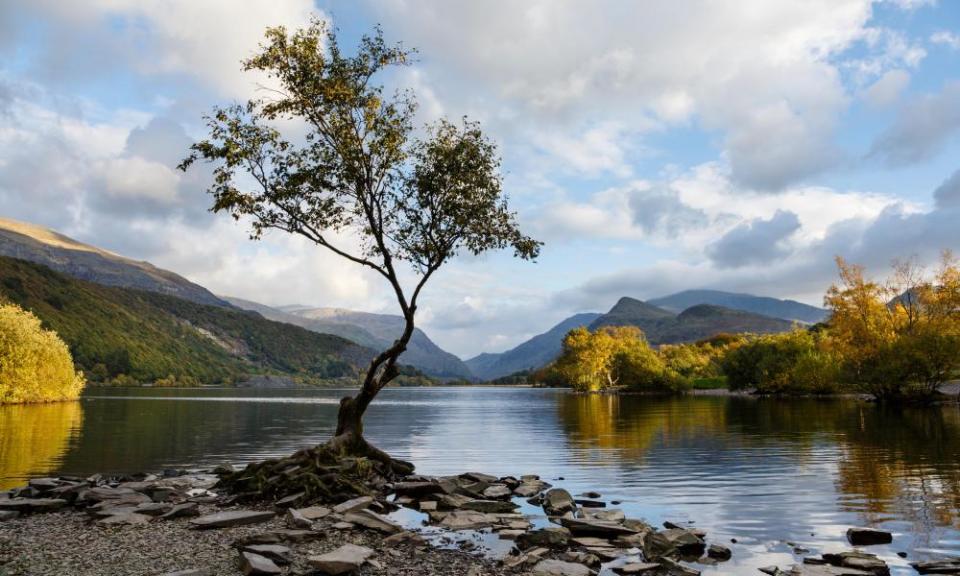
[181,20,539,479]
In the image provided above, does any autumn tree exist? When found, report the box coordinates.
[181,21,539,468]
[825,253,960,399]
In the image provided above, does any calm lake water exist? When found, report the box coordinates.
[2,387,959,574]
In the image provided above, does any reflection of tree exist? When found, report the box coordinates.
[834,404,960,540]
[558,395,960,541]
[558,395,728,459]
[0,401,83,489]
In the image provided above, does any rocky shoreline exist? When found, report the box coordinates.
[2,469,958,576]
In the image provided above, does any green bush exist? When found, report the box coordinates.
[721,329,840,394]
[0,303,86,403]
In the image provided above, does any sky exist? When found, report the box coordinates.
[1,0,959,359]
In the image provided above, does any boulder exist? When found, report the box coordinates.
[517,527,572,549]
[563,551,601,568]
[436,493,474,509]
[133,502,173,516]
[643,528,705,558]
[461,500,518,513]
[342,509,402,534]
[574,499,606,508]
[543,488,577,516]
[531,558,596,576]
[482,485,512,500]
[707,544,732,560]
[332,496,373,514]
[190,510,275,529]
[514,483,545,498]
[308,543,375,575]
[584,509,625,522]
[845,528,892,546]
[240,551,282,575]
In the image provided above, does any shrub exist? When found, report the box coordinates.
[721,329,840,394]
[0,303,86,403]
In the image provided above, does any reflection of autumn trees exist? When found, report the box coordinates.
[558,395,728,459]
[834,405,960,537]
[558,396,960,536]
[0,401,82,489]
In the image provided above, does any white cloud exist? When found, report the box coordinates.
[97,157,180,203]
[870,80,960,166]
[368,0,877,189]
[13,0,319,99]
[931,30,960,50]
[862,69,910,108]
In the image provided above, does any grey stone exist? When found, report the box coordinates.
[461,472,499,483]
[0,498,67,513]
[482,484,512,499]
[560,517,637,537]
[159,502,199,520]
[911,558,960,574]
[133,502,173,516]
[190,510,275,529]
[0,510,19,521]
[308,543,375,575]
[296,505,331,520]
[284,507,312,529]
[241,544,292,565]
[343,509,401,534]
[392,481,444,498]
[332,496,373,514]
[543,488,576,516]
[614,564,660,575]
[438,510,498,530]
[707,544,732,560]
[97,512,152,525]
[461,499,518,513]
[531,558,596,576]
[381,530,427,548]
[240,551,282,575]
[517,527,571,549]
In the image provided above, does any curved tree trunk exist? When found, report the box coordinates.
[327,310,416,469]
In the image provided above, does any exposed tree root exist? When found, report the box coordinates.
[215,435,414,505]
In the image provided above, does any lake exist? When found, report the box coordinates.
[2,386,959,575]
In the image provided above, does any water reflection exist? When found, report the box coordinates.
[0,401,83,489]
[1,388,959,574]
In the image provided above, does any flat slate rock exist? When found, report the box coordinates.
[911,558,960,574]
[191,510,275,529]
[614,564,660,575]
[531,558,596,576]
[332,496,373,515]
[0,498,67,512]
[309,543,375,575]
[560,517,637,537]
[342,509,401,534]
[241,544,292,565]
[240,551,282,575]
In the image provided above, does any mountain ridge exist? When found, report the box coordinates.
[648,289,827,324]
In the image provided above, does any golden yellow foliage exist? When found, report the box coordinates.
[0,303,86,404]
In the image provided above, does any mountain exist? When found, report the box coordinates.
[268,306,474,380]
[0,256,374,385]
[648,289,827,324]
[223,297,383,351]
[589,297,795,345]
[466,312,602,381]
[0,217,227,307]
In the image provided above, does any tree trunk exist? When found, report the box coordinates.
[329,310,416,458]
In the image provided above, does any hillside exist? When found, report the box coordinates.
[0,256,374,385]
[649,289,827,324]
[467,312,602,381]
[590,297,795,345]
[223,297,383,350]
[0,217,227,307]
[275,307,474,380]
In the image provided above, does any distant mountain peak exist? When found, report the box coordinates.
[649,289,826,324]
